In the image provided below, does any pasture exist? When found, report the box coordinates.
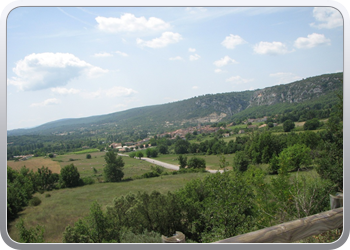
[7,157,61,174]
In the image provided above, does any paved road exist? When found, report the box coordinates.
[118,153,223,173]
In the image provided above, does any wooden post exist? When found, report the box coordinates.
[330,192,343,209]
[162,231,185,243]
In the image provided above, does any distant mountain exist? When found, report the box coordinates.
[7,72,343,137]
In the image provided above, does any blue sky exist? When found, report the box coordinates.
[6,6,344,130]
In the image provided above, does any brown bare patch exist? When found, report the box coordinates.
[7,157,61,174]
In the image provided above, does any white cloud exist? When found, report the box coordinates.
[81,86,137,99]
[253,41,291,55]
[51,87,80,94]
[226,76,254,84]
[185,7,207,14]
[136,32,182,48]
[213,56,238,67]
[30,98,61,107]
[294,33,331,49]
[189,54,201,61]
[115,51,129,57]
[221,34,246,49]
[95,13,171,33]
[192,86,199,89]
[8,53,108,91]
[105,86,137,97]
[310,7,343,29]
[214,69,224,73]
[169,56,183,61]
[188,48,196,52]
[93,52,113,57]
[269,72,302,84]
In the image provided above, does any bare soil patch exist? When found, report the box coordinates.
[7,157,61,174]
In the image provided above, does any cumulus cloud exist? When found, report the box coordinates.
[95,13,171,33]
[294,33,331,49]
[226,76,254,84]
[221,34,246,49]
[213,56,238,67]
[51,87,80,94]
[253,41,291,55]
[269,72,302,84]
[169,56,183,61]
[30,98,60,107]
[136,32,182,48]
[188,48,196,52]
[8,53,108,91]
[189,54,201,61]
[310,7,343,29]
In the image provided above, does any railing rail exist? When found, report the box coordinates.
[214,207,343,243]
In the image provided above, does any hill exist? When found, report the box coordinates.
[7,72,343,137]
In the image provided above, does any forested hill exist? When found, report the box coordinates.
[7,72,343,137]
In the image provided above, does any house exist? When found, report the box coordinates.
[109,143,122,148]
[222,133,230,138]
[238,130,245,134]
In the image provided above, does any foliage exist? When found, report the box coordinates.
[86,154,91,159]
[7,167,34,220]
[60,164,81,188]
[177,155,187,169]
[283,119,295,132]
[187,157,206,169]
[278,144,312,172]
[16,219,45,243]
[135,151,144,158]
[145,148,158,158]
[103,151,124,182]
[233,151,249,172]
[316,92,343,191]
[174,138,190,154]
[303,118,321,130]
[29,197,42,206]
[37,166,59,191]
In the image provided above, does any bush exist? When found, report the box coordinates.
[187,156,206,169]
[304,118,321,130]
[233,151,249,172]
[60,164,81,188]
[29,197,41,206]
[45,193,51,198]
[80,177,95,185]
[16,219,45,243]
[86,154,91,159]
[283,120,295,132]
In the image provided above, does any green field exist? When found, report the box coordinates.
[8,172,208,243]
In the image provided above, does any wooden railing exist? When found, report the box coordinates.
[214,207,343,243]
[162,207,343,243]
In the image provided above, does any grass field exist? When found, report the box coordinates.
[7,172,208,243]
[7,157,61,174]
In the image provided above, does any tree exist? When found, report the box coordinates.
[60,164,81,188]
[86,154,92,159]
[316,92,343,191]
[174,138,190,154]
[177,155,187,169]
[16,219,45,243]
[157,144,168,154]
[187,157,206,169]
[37,166,58,191]
[103,151,124,182]
[233,151,249,172]
[278,144,312,172]
[135,151,144,159]
[283,119,295,132]
[303,118,320,130]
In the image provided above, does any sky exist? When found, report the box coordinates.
[6,6,344,131]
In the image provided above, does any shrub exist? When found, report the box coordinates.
[187,156,206,169]
[81,177,95,185]
[60,164,81,188]
[304,118,321,130]
[283,120,295,132]
[86,154,91,159]
[45,193,51,198]
[16,219,45,243]
[233,151,249,172]
[29,197,41,206]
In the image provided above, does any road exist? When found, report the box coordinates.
[118,153,223,173]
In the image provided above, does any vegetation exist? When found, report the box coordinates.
[6,73,343,243]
